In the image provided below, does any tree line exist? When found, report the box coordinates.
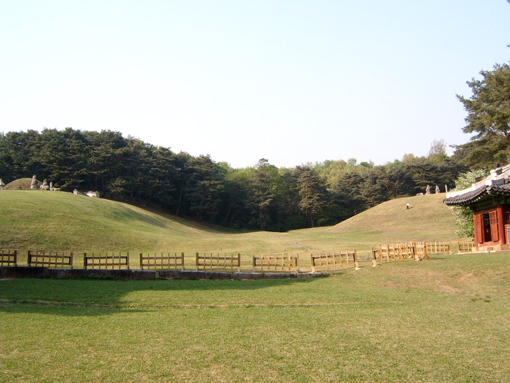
[0,128,467,231]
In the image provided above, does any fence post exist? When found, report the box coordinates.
[14,250,18,266]
[354,250,360,270]
[371,247,378,267]
[195,252,199,271]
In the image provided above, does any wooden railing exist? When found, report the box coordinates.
[140,252,184,270]
[0,250,17,267]
[427,242,452,255]
[84,253,130,270]
[28,251,73,269]
[253,253,299,271]
[457,241,475,253]
[0,241,477,273]
[372,242,427,264]
[310,250,358,272]
[196,253,241,271]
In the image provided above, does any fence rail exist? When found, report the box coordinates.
[457,241,475,253]
[310,251,359,272]
[196,253,241,271]
[0,241,477,273]
[253,253,299,271]
[84,253,130,270]
[140,252,185,270]
[0,250,17,267]
[372,242,428,264]
[28,251,73,269]
[427,242,452,255]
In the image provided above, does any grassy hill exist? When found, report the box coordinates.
[0,190,463,255]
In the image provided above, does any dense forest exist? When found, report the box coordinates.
[0,128,466,231]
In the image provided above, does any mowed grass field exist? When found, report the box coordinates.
[2,190,508,382]
[1,252,509,382]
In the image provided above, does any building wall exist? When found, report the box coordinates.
[473,204,510,251]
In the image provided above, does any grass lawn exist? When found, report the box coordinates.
[1,252,509,382]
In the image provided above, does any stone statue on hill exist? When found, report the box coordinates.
[435,185,440,194]
[425,185,431,195]
[30,175,38,190]
[40,179,50,190]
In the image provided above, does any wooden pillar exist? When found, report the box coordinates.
[473,212,483,250]
[497,205,506,246]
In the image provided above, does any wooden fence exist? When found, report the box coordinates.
[310,250,358,272]
[196,253,241,271]
[372,242,428,265]
[0,241,477,273]
[28,251,73,269]
[140,252,185,270]
[427,242,452,255]
[416,241,475,255]
[253,253,299,271]
[84,253,130,270]
[0,250,17,267]
[457,241,475,253]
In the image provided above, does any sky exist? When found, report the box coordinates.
[1,1,509,169]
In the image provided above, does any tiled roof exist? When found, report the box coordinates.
[444,183,510,205]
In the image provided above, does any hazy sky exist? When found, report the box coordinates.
[1,1,509,168]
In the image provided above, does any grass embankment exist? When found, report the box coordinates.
[0,190,460,258]
[1,252,509,382]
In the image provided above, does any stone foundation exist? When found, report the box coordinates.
[0,266,323,280]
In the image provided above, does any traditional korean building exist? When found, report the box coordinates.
[444,164,510,251]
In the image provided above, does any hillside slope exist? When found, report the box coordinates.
[0,191,210,252]
[0,190,461,254]
[329,193,457,238]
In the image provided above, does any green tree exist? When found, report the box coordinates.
[456,60,510,168]
[220,167,252,228]
[37,128,89,189]
[248,159,277,230]
[184,155,225,221]
[427,139,448,164]
[146,146,178,209]
[296,166,327,227]
[84,130,128,193]
[275,168,304,230]
[449,169,488,238]
[0,130,44,181]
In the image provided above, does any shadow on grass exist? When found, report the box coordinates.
[0,277,326,317]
